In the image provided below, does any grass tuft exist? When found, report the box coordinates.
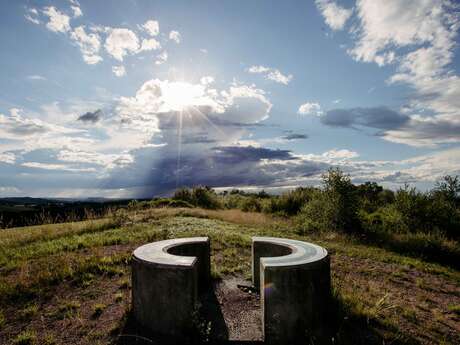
[13,330,36,345]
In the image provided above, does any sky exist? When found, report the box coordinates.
[0,0,460,198]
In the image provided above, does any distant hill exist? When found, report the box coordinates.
[0,197,139,228]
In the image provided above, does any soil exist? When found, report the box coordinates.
[204,276,263,342]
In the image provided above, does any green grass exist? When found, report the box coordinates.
[0,309,4,330]
[448,304,460,316]
[12,330,36,345]
[54,300,81,320]
[0,207,459,345]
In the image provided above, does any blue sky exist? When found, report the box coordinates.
[0,0,459,197]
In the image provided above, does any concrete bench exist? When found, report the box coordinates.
[252,237,331,344]
[132,237,210,337]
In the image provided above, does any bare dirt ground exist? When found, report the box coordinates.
[208,277,263,342]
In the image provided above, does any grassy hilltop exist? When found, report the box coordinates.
[0,170,459,344]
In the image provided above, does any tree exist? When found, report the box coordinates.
[433,175,460,204]
[322,168,360,232]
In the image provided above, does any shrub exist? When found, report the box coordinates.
[359,204,408,234]
[266,187,315,216]
[167,199,194,208]
[173,188,193,204]
[173,186,221,209]
[150,198,174,208]
[322,168,360,232]
[222,194,246,209]
[241,197,262,212]
[192,186,221,209]
[296,190,335,233]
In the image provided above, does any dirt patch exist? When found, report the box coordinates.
[331,254,460,345]
[210,276,263,341]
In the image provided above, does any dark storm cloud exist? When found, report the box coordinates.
[78,109,103,123]
[212,146,294,164]
[402,120,460,140]
[281,133,308,140]
[322,107,409,130]
[181,134,217,144]
[106,144,327,197]
[381,171,418,183]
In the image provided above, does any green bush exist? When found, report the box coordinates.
[296,190,335,233]
[222,194,246,209]
[150,198,174,208]
[241,197,262,212]
[266,187,315,216]
[359,204,408,234]
[173,186,221,209]
[322,168,360,232]
[167,199,193,208]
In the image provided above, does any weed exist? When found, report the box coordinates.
[57,300,80,319]
[21,303,39,319]
[13,330,36,345]
[0,309,4,329]
[114,292,123,303]
[119,278,130,290]
[448,304,460,316]
[92,303,106,318]
[402,308,418,322]
[42,334,56,345]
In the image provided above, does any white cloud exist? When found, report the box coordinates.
[112,65,126,77]
[139,38,161,51]
[0,108,69,139]
[0,108,86,153]
[116,78,272,140]
[315,0,352,31]
[155,51,168,65]
[348,0,456,66]
[0,186,21,196]
[200,76,214,85]
[247,65,293,85]
[71,5,83,18]
[344,0,460,146]
[0,152,15,164]
[57,149,133,169]
[221,83,273,123]
[70,26,102,64]
[143,20,160,36]
[27,75,47,81]
[21,161,96,173]
[400,148,460,182]
[297,102,323,116]
[104,28,139,61]
[298,149,359,165]
[24,8,40,24]
[42,6,71,33]
[169,30,181,43]
[333,99,341,104]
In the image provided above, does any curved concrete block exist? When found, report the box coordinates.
[132,237,211,337]
[252,237,331,344]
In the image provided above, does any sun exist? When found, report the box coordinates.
[162,81,208,112]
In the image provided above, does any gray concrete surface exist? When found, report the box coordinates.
[252,237,331,344]
[132,237,210,337]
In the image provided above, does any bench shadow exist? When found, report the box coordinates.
[115,282,418,345]
[115,283,230,345]
[198,280,229,342]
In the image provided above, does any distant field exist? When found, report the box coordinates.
[0,207,459,344]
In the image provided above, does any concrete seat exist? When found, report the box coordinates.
[252,237,331,344]
[132,237,211,337]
